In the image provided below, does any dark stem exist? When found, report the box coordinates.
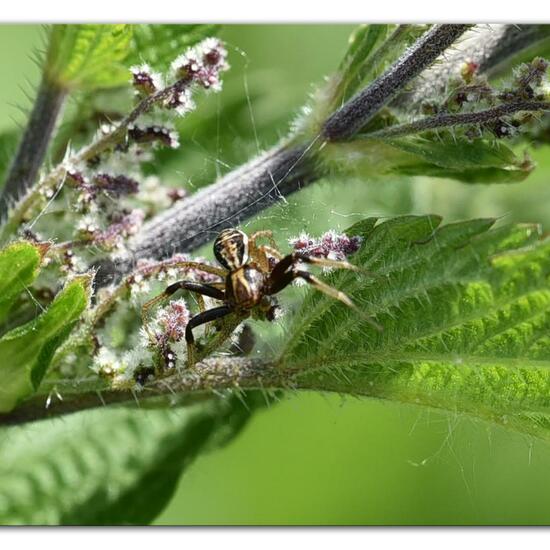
[322,24,472,141]
[363,101,550,139]
[0,76,67,217]
[0,357,281,427]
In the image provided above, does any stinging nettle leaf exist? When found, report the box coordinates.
[46,24,132,90]
[0,394,260,525]
[323,136,533,184]
[0,275,91,413]
[281,215,550,441]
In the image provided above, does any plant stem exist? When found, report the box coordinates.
[0,76,67,218]
[322,24,472,141]
[0,357,281,426]
[363,101,550,139]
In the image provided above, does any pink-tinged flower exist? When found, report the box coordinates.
[130,64,163,96]
[167,188,187,204]
[87,209,145,251]
[128,124,180,149]
[164,87,195,116]
[289,230,362,261]
[170,37,229,94]
[93,173,140,197]
[157,299,190,343]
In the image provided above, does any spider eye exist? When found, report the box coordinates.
[214,229,249,269]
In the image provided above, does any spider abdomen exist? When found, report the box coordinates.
[228,266,265,309]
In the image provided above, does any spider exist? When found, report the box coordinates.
[142,227,366,369]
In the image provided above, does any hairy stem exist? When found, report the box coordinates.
[363,101,550,139]
[322,24,472,141]
[93,27,475,286]
[0,357,280,426]
[0,76,67,218]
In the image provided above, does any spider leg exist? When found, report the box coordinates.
[249,230,278,250]
[142,281,225,340]
[162,261,226,278]
[268,267,382,331]
[249,230,284,272]
[185,305,234,367]
[293,251,360,272]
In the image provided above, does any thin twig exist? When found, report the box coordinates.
[363,101,550,139]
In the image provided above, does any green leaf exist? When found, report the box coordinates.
[0,275,91,413]
[281,215,550,441]
[0,241,47,324]
[128,24,220,72]
[0,394,259,525]
[323,136,533,183]
[46,25,132,89]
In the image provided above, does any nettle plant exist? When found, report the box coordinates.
[0,24,550,524]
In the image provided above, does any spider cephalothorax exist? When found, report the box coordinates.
[143,228,362,369]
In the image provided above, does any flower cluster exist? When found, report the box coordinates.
[56,38,231,389]
[77,209,145,252]
[149,299,191,371]
[69,169,140,213]
[129,37,229,116]
[420,56,549,141]
[92,344,153,389]
[503,57,549,102]
[128,123,180,149]
[157,299,190,343]
[289,230,363,262]
[170,37,229,93]
[130,63,164,96]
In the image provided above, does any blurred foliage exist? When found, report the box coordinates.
[46,25,132,89]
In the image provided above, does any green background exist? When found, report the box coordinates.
[3,24,550,525]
